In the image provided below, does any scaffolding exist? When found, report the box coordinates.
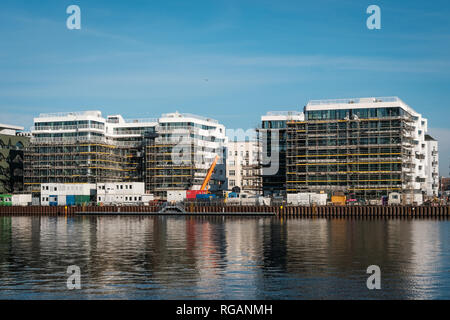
[23,139,143,193]
[144,132,208,199]
[286,114,416,200]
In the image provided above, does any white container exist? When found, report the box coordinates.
[287,193,298,205]
[167,190,187,202]
[388,192,401,205]
[58,195,67,206]
[142,194,154,205]
[12,194,32,206]
[310,193,327,206]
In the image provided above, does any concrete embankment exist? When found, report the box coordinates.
[0,205,450,218]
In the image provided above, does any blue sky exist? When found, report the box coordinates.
[0,0,449,174]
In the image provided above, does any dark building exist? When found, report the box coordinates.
[0,124,30,194]
[258,111,304,197]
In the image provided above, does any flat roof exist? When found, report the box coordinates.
[305,96,418,115]
[0,123,24,131]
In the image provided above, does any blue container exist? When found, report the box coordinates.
[49,195,58,207]
[67,195,76,206]
[196,194,216,200]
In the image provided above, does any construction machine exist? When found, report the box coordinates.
[200,155,220,191]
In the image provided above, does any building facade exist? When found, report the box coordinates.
[24,111,157,193]
[0,124,30,194]
[424,134,439,197]
[286,97,437,200]
[145,112,226,198]
[257,111,304,197]
[25,111,227,199]
[226,140,261,194]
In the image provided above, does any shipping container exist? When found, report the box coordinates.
[49,195,58,207]
[287,193,299,205]
[32,196,40,206]
[331,195,346,206]
[310,193,327,206]
[66,195,76,206]
[75,195,90,205]
[196,193,216,200]
[12,194,32,206]
[0,194,12,206]
[58,195,67,206]
[167,190,186,202]
[186,190,207,199]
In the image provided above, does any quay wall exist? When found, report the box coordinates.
[0,205,450,218]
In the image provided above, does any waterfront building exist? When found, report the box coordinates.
[24,111,157,193]
[226,140,261,194]
[145,112,227,198]
[24,110,227,199]
[286,97,438,200]
[0,124,30,194]
[424,134,439,197]
[257,111,304,197]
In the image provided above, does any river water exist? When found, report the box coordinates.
[0,215,449,299]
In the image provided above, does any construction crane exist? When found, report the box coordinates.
[200,155,219,191]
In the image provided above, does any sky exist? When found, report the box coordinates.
[0,0,449,174]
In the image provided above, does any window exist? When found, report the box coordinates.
[130,185,132,190]
[229,170,235,176]
[229,180,235,187]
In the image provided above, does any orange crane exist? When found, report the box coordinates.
[200,155,219,191]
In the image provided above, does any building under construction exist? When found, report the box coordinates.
[145,112,227,199]
[24,111,157,193]
[22,110,227,199]
[286,97,435,200]
[257,111,304,197]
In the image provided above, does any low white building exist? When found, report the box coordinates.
[96,182,153,205]
[41,183,96,206]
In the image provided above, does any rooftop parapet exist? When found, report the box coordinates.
[160,111,219,124]
[307,97,402,106]
[265,111,303,116]
[38,111,103,118]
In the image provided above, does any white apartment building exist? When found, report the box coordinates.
[25,110,228,198]
[287,97,439,200]
[144,112,227,197]
[25,111,157,191]
[424,135,439,197]
[226,140,260,194]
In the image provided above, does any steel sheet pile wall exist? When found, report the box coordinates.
[0,205,449,217]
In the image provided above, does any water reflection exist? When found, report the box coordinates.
[0,216,449,299]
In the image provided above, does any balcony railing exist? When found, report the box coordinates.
[30,136,141,148]
[32,124,105,131]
